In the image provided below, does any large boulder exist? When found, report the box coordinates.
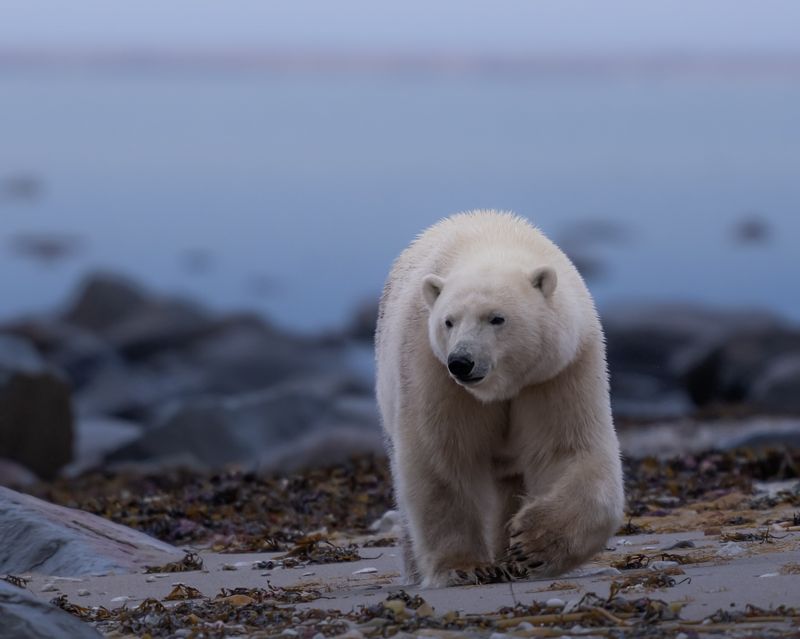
[1,317,121,391]
[750,355,800,414]
[62,271,211,361]
[0,581,101,639]
[603,304,783,418]
[108,378,380,471]
[0,486,182,577]
[0,335,73,480]
[684,328,800,409]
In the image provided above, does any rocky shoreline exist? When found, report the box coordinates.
[1,272,799,637]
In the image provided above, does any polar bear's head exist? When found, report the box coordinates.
[422,263,580,402]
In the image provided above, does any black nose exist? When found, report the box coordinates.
[447,354,475,379]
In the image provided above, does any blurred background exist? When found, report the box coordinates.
[1,0,800,482]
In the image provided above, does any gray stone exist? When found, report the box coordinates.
[685,328,800,407]
[62,271,211,361]
[751,355,800,414]
[109,378,379,470]
[603,304,785,417]
[0,581,102,639]
[0,486,183,576]
[61,271,152,334]
[0,458,39,487]
[61,416,143,478]
[0,336,74,480]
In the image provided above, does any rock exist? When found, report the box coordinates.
[346,300,379,342]
[0,486,183,576]
[74,360,207,421]
[0,334,44,374]
[108,378,380,470]
[0,581,102,639]
[603,304,784,417]
[1,318,121,391]
[62,272,151,333]
[61,416,143,477]
[74,314,364,421]
[618,416,800,458]
[751,355,800,414]
[0,458,39,487]
[684,328,800,408]
[62,271,210,360]
[182,314,331,394]
[0,335,74,480]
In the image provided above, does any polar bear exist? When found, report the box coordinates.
[375,210,624,588]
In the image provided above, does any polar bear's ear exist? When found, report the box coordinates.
[531,266,557,298]
[421,274,445,308]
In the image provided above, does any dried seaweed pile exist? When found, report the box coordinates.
[27,455,393,551]
[44,589,670,638]
[622,448,800,517]
[24,448,800,553]
[50,587,800,638]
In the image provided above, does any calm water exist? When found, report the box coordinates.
[1,68,799,332]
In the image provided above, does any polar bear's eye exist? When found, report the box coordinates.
[489,316,505,326]
[444,319,453,329]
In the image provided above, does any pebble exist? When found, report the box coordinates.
[110,595,131,603]
[716,542,746,558]
[145,576,156,582]
[676,633,690,639]
[649,560,680,570]
[352,567,378,575]
[759,572,780,578]
[40,583,58,592]
[516,621,534,630]
[583,566,621,577]
[221,564,237,571]
[302,571,316,577]
[77,589,90,597]
[663,540,696,550]
[545,597,565,608]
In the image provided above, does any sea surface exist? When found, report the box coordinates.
[1,66,798,332]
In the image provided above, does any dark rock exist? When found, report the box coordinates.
[182,314,324,393]
[603,304,783,418]
[62,272,210,360]
[346,300,379,342]
[0,581,102,639]
[684,328,800,408]
[0,486,182,577]
[62,272,151,333]
[750,355,800,414]
[2,318,122,390]
[62,416,142,478]
[74,360,207,421]
[0,336,73,480]
[109,378,379,470]
[74,315,369,421]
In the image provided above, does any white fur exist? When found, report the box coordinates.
[375,210,624,588]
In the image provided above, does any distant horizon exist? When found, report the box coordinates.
[2,47,800,76]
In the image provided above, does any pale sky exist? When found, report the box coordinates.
[2,0,799,54]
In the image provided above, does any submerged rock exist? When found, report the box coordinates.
[0,486,182,576]
[0,581,102,639]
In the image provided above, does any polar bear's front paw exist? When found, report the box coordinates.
[424,563,529,588]
[506,503,576,577]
